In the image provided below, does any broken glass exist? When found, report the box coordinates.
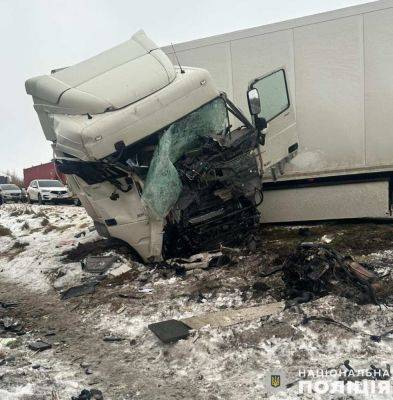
[142,97,228,219]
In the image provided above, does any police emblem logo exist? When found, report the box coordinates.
[271,375,281,388]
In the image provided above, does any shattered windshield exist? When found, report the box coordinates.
[142,97,228,219]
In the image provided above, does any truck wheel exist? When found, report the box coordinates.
[38,194,44,205]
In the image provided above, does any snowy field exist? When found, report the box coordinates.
[1,204,393,399]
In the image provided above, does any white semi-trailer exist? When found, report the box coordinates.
[163,0,393,222]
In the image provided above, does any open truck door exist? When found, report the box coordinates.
[247,68,298,178]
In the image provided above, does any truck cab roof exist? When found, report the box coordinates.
[25,30,176,142]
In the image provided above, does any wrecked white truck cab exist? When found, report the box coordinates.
[26,31,296,262]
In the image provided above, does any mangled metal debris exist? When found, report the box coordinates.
[281,242,381,304]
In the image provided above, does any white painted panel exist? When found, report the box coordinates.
[169,42,233,99]
[260,181,390,222]
[291,16,365,173]
[230,30,295,119]
[364,8,393,166]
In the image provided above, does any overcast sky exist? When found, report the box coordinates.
[0,0,372,178]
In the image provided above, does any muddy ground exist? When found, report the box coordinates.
[1,204,393,399]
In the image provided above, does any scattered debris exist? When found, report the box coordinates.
[148,320,192,343]
[82,254,118,274]
[28,340,52,351]
[103,336,124,342]
[28,340,52,352]
[75,231,87,238]
[61,282,98,300]
[167,251,229,271]
[0,317,24,334]
[321,234,334,243]
[149,302,285,343]
[108,264,131,278]
[72,389,104,400]
[138,288,154,294]
[282,242,380,303]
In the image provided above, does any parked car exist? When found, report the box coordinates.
[27,179,72,204]
[0,184,22,203]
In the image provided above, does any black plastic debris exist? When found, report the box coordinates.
[61,282,98,300]
[148,319,191,343]
[82,254,118,274]
[72,389,104,400]
[103,336,124,342]
[28,340,52,352]
[74,231,86,238]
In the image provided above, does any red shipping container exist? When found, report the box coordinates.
[23,162,66,188]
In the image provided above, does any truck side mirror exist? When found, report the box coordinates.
[247,88,261,115]
[247,88,267,145]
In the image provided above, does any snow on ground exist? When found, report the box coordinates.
[0,204,97,292]
[1,204,393,399]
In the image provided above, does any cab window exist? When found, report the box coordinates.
[251,69,289,122]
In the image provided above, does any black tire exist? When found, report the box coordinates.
[27,195,32,204]
[38,194,44,205]
[73,198,81,206]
